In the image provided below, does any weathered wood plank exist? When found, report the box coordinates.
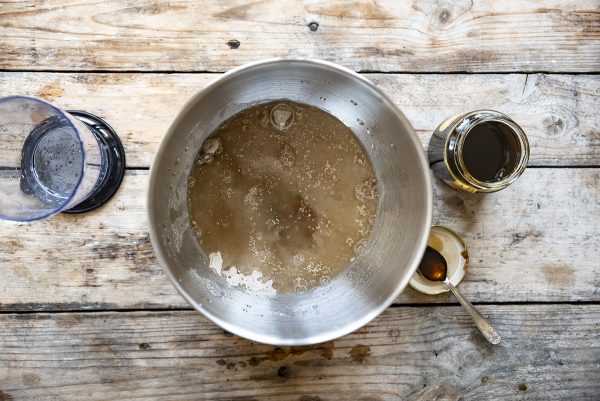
[0,0,599,72]
[0,168,598,311]
[0,171,184,311]
[1,72,598,166]
[0,305,598,400]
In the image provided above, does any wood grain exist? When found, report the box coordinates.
[1,72,598,167]
[0,168,598,311]
[0,0,599,72]
[0,305,598,400]
[0,1,598,398]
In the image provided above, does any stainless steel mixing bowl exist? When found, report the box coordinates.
[148,59,432,345]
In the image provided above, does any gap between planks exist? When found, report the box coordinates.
[3,301,600,315]
[2,69,600,75]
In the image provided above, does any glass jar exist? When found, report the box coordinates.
[428,110,529,193]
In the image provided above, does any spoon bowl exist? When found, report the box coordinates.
[410,226,467,295]
[418,246,448,282]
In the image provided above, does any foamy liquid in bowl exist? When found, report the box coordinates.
[187,100,378,294]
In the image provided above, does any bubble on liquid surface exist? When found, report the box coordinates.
[353,239,367,255]
[355,178,377,202]
[293,277,308,292]
[270,103,295,131]
[280,145,295,167]
[293,254,304,266]
[220,169,233,184]
[202,137,222,155]
[196,153,214,166]
[244,186,263,210]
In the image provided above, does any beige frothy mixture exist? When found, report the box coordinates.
[187,100,377,293]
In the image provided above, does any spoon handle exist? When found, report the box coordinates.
[444,280,501,345]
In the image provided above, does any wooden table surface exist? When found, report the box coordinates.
[1,1,599,400]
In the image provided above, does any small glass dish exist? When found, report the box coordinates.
[409,225,469,294]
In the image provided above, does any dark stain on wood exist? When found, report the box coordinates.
[83,266,101,288]
[0,391,13,401]
[22,372,41,386]
[6,239,24,251]
[36,82,64,102]
[138,342,151,351]
[91,235,155,269]
[1,301,117,312]
[309,2,396,22]
[537,10,599,37]
[452,49,498,67]
[216,359,226,366]
[290,341,335,360]
[277,366,290,377]
[215,3,252,20]
[92,341,118,357]
[349,344,371,363]
[56,314,83,328]
[227,39,241,49]
[354,326,370,334]
[510,233,527,245]
[122,3,186,16]
[542,265,575,288]
[447,195,466,212]
[11,263,31,280]
[320,346,333,360]
[72,73,121,86]
[438,9,451,24]
[510,230,543,245]
[535,8,562,14]
[462,249,470,271]
[298,396,322,401]
[268,347,288,361]
[246,342,335,366]
[359,46,414,58]
[226,362,236,369]
[518,382,528,391]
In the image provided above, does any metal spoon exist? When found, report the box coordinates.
[418,246,501,344]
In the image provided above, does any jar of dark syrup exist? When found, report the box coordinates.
[428,110,529,193]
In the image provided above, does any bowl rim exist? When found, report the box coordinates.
[147,58,433,345]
